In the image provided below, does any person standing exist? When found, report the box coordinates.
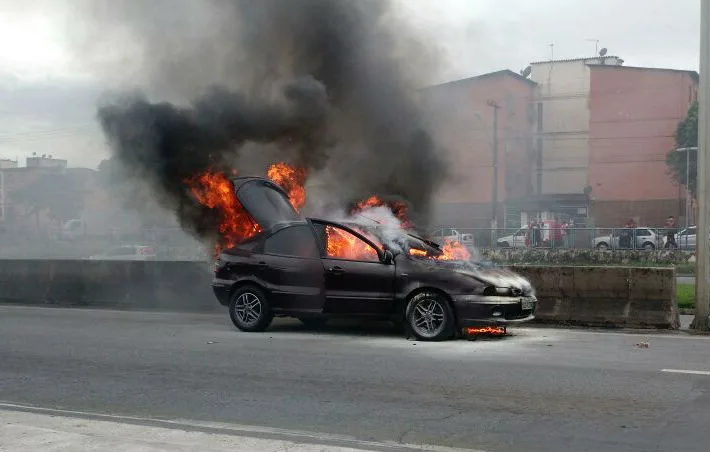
[621,218,636,249]
[664,216,678,249]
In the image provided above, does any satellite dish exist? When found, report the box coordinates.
[599,47,608,56]
[521,66,532,78]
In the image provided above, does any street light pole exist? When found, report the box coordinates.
[694,0,710,330]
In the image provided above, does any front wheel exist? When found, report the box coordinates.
[405,292,455,341]
[499,241,510,248]
[229,285,273,332]
[643,242,656,250]
[596,242,609,251]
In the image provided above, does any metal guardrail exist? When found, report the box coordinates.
[432,227,694,250]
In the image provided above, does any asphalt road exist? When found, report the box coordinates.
[2,305,710,452]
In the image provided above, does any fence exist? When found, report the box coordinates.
[444,227,694,250]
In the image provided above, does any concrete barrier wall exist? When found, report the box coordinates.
[0,260,217,312]
[0,260,680,329]
[510,265,679,329]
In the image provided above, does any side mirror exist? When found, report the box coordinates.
[382,249,394,265]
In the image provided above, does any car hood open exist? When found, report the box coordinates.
[232,177,300,231]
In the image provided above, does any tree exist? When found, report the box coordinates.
[666,101,698,199]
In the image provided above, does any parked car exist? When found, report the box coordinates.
[212,177,536,341]
[497,220,565,248]
[663,226,709,250]
[89,245,157,261]
[428,226,475,249]
[496,228,528,248]
[594,227,661,250]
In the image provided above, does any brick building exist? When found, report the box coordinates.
[587,65,698,226]
[423,57,698,231]
[421,70,537,229]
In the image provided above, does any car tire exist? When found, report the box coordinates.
[298,317,328,329]
[643,242,655,250]
[596,243,609,251]
[229,285,273,332]
[405,292,455,342]
[499,241,510,248]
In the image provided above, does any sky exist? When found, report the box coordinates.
[0,0,701,169]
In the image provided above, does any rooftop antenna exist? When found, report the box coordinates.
[548,43,554,61]
[586,38,599,56]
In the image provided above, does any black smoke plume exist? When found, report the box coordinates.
[96,0,446,242]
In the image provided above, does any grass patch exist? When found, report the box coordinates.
[677,283,697,309]
[676,263,695,275]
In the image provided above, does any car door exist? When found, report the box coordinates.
[513,228,527,247]
[635,228,651,248]
[682,227,697,249]
[312,221,396,316]
[259,224,324,313]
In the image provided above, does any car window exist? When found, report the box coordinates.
[264,225,319,258]
[636,228,651,237]
[515,229,526,237]
[320,224,379,262]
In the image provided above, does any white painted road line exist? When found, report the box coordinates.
[0,402,487,452]
[661,369,710,376]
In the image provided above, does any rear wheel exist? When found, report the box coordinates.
[499,241,510,248]
[229,285,273,332]
[596,242,609,251]
[405,292,455,341]
[643,242,656,250]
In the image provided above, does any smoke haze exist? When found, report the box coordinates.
[79,0,447,243]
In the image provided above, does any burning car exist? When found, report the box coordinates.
[210,176,536,341]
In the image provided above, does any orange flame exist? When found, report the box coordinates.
[436,239,471,261]
[408,239,470,261]
[409,248,428,257]
[186,171,261,253]
[267,162,308,211]
[352,195,412,229]
[464,326,506,336]
[325,225,380,261]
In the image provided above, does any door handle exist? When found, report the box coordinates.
[257,261,268,269]
[328,266,345,275]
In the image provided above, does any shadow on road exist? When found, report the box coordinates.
[267,318,515,342]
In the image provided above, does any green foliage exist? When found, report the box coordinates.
[666,101,698,199]
[677,283,698,309]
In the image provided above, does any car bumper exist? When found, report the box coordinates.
[452,294,536,327]
[211,278,234,306]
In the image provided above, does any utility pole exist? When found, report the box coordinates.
[488,100,500,231]
[694,0,710,331]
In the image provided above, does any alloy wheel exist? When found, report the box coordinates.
[233,292,262,327]
[411,298,446,338]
